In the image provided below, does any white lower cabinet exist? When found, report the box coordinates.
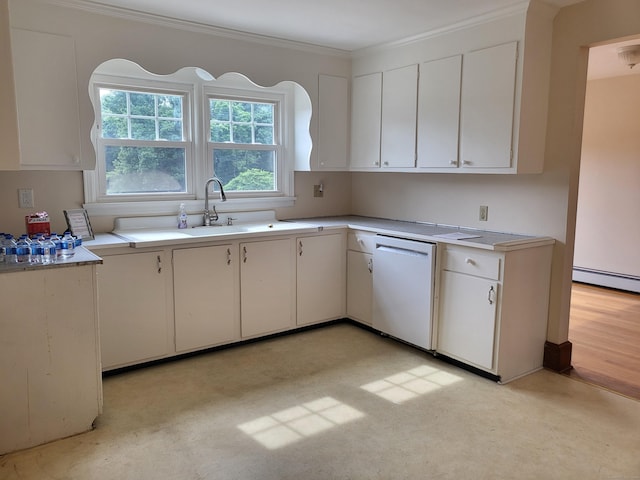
[296,233,346,326]
[97,251,171,370]
[0,265,101,454]
[346,231,376,325]
[436,244,553,382]
[437,270,498,370]
[240,238,295,338]
[173,245,239,353]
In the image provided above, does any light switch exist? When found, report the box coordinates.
[18,188,34,209]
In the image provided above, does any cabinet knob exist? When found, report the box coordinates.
[465,257,475,265]
[449,160,458,166]
[462,160,472,165]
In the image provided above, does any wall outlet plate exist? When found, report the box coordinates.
[479,205,488,221]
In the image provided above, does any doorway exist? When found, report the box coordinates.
[569,38,640,399]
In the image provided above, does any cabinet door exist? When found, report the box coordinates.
[417,55,461,169]
[381,64,418,168]
[350,72,382,169]
[173,245,239,352]
[11,28,84,170]
[297,234,346,326]
[347,250,373,325]
[459,41,517,169]
[317,74,349,170]
[240,238,294,337]
[97,252,170,370]
[437,271,498,370]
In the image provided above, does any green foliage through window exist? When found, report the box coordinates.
[210,98,277,193]
[99,88,187,195]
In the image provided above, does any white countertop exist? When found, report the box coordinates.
[0,247,102,274]
[82,215,554,252]
[289,216,555,251]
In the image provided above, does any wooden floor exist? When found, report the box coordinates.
[568,282,640,400]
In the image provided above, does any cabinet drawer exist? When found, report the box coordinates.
[347,231,376,254]
[443,248,501,280]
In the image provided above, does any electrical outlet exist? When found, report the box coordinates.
[479,205,488,221]
[18,188,34,209]
[313,184,324,198]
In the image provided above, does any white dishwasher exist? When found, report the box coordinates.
[372,235,436,350]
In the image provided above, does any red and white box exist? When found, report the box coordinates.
[25,212,51,238]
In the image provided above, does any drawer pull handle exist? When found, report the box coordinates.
[157,255,162,274]
[465,257,475,265]
[488,286,495,305]
[367,258,373,273]
[226,248,231,265]
[243,246,248,263]
[299,240,303,256]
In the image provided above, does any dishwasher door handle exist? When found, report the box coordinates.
[376,245,429,258]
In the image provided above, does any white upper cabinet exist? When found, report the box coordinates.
[380,64,418,168]
[459,42,518,170]
[0,0,19,169]
[351,3,553,174]
[417,55,462,169]
[350,72,382,169]
[316,74,349,170]
[2,28,89,170]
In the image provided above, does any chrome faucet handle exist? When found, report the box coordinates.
[227,216,237,226]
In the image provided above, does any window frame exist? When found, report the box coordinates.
[204,88,286,198]
[89,76,195,203]
[84,66,301,217]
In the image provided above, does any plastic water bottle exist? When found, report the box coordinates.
[60,231,76,258]
[3,235,18,264]
[30,236,44,264]
[16,235,32,263]
[1,234,17,264]
[41,236,57,264]
[49,233,62,259]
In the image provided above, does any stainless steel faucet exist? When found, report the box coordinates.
[203,177,227,226]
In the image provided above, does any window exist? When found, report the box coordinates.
[85,61,311,216]
[98,88,189,196]
[208,97,280,194]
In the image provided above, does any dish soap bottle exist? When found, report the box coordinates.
[178,203,188,229]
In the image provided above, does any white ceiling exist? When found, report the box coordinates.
[73,0,585,52]
[588,40,640,80]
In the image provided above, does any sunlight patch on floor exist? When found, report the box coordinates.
[237,396,365,450]
[360,365,463,404]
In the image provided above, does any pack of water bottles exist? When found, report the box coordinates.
[0,230,82,265]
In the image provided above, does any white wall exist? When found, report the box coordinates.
[574,75,640,279]
[0,0,352,235]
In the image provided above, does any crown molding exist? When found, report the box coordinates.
[352,1,530,57]
[43,0,351,58]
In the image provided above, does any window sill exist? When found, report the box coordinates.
[84,196,296,218]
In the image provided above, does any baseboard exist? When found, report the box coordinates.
[543,341,572,373]
[572,267,640,293]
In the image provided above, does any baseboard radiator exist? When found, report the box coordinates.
[572,267,640,294]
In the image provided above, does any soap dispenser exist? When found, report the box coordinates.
[178,203,188,229]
